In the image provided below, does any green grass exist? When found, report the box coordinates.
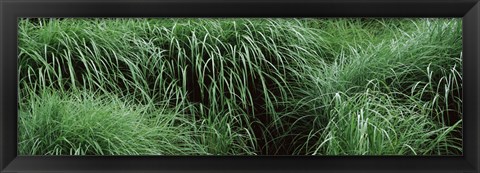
[19,90,212,155]
[18,18,462,155]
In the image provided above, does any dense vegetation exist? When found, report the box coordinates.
[18,18,462,155]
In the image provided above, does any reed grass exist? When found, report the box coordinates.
[18,18,462,155]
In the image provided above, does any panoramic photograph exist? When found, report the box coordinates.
[17,18,462,155]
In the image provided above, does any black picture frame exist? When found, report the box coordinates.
[1,0,479,172]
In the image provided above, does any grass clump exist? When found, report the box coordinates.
[18,90,214,155]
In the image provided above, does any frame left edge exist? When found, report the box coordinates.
[1,1,18,172]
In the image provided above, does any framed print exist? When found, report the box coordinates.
[1,0,479,172]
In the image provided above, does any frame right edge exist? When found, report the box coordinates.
[0,0,5,171]
[463,1,480,172]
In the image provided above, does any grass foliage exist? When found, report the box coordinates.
[18,18,462,155]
